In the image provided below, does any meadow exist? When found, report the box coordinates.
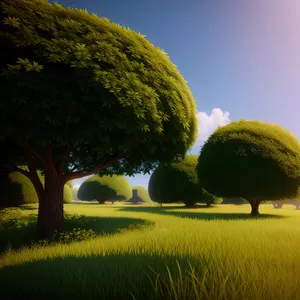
[0,203,300,300]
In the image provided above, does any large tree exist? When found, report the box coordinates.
[148,155,206,207]
[77,175,132,204]
[197,120,300,215]
[0,0,197,237]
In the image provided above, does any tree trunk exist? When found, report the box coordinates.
[185,203,195,208]
[37,174,64,239]
[96,198,106,204]
[250,200,260,215]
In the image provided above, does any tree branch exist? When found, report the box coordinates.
[56,145,70,175]
[63,153,124,183]
[23,142,47,169]
[3,165,31,177]
[24,147,44,199]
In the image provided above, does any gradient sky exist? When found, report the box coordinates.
[55,0,300,188]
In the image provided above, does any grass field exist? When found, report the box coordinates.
[0,203,300,300]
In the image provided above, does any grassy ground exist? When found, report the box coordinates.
[0,203,300,300]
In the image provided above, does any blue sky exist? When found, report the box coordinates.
[56,0,300,188]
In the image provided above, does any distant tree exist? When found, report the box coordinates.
[128,186,153,204]
[272,199,300,210]
[72,187,79,201]
[77,175,132,204]
[0,0,197,237]
[63,184,72,203]
[66,180,74,188]
[149,155,206,207]
[200,189,222,207]
[197,120,300,215]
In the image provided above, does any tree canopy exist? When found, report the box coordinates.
[71,187,79,201]
[128,186,153,204]
[66,180,74,188]
[200,189,222,207]
[197,120,300,214]
[0,0,197,237]
[148,155,204,207]
[0,0,198,176]
[77,175,132,203]
[63,184,72,203]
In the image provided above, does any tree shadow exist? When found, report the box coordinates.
[0,211,154,255]
[0,253,204,300]
[117,206,287,221]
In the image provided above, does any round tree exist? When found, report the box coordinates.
[0,0,197,237]
[72,187,79,201]
[7,166,44,206]
[63,184,72,204]
[77,175,132,204]
[66,180,74,189]
[197,120,300,215]
[148,155,204,207]
[128,186,153,204]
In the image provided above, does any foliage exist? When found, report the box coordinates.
[197,120,300,213]
[39,228,97,246]
[0,0,198,237]
[78,175,132,203]
[7,166,44,205]
[72,187,79,201]
[66,180,74,188]
[63,184,72,203]
[148,155,204,207]
[128,186,153,204]
[199,188,222,207]
[0,0,198,177]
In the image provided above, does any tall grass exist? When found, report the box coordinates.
[0,203,300,299]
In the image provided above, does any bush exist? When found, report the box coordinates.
[78,175,132,204]
[72,187,79,201]
[63,185,72,204]
[7,166,44,205]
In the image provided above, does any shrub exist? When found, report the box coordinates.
[63,184,72,204]
[78,175,132,204]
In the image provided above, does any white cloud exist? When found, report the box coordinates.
[196,108,231,142]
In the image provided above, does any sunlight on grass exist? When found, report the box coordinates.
[0,204,300,299]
